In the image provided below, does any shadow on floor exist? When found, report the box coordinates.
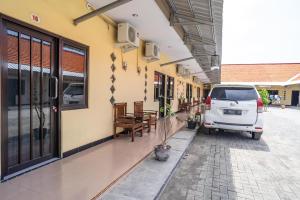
[159,127,271,200]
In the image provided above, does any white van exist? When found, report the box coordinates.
[204,84,264,140]
[63,83,84,105]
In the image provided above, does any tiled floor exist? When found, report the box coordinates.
[160,107,300,200]
[100,130,196,200]
[0,112,188,200]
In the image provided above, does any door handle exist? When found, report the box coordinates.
[50,76,58,99]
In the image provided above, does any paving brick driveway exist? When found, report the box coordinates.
[159,107,300,200]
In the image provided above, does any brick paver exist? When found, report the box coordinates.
[159,107,300,200]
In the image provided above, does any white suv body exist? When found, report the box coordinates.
[204,84,264,139]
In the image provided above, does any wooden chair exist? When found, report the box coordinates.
[178,99,190,112]
[134,101,158,132]
[113,103,143,142]
[193,97,200,106]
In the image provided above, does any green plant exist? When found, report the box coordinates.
[187,114,195,122]
[159,103,175,146]
[258,89,270,106]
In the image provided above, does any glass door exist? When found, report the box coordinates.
[2,21,58,176]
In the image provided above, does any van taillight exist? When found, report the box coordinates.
[205,96,211,110]
[257,98,263,113]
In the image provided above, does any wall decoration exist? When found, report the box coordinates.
[110,52,116,104]
[137,66,141,75]
[122,61,128,71]
[136,47,141,75]
[144,65,148,101]
[121,51,127,71]
[111,53,116,62]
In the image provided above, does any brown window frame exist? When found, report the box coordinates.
[167,76,174,100]
[0,13,91,178]
[60,39,89,111]
[186,83,193,103]
[197,87,201,98]
[154,71,160,102]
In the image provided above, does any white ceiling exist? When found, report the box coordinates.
[87,0,209,82]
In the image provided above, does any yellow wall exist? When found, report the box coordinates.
[0,0,203,160]
[257,85,300,105]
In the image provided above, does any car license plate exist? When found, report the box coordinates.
[223,109,242,115]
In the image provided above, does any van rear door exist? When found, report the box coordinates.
[210,86,258,125]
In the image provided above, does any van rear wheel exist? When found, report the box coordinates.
[252,132,262,140]
[204,128,212,135]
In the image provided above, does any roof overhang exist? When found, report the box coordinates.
[84,0,223,83]
[222,81,300,87]
[156,0,223,83]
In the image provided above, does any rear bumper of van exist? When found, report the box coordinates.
[204,113,263,133]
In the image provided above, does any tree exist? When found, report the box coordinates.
[258,89,270,111]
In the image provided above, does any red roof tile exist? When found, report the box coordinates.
[221,63,300,82]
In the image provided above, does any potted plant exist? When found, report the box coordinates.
[187,114,197,129]
[154,103,175,161]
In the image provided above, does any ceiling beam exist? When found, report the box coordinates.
[192,51,214,57]
[172,21,205,26]
[73,0,132,25]
[184,34,216,46]
[185,39,216,46]
[160,57,194,67]
[174,13,214,26]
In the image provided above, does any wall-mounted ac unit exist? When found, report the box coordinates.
[176,64,185,76]
[182,69,190,78]
[145,42,160,60]
[193,76,201,84]
[117,22,139,52]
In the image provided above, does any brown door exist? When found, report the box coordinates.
[1,21,59,176]
[291,91,300,106]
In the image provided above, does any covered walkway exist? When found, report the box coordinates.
[0,112,188,200]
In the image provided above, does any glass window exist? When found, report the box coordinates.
[211,87,258,101]
[186,83,192,102]
[62,43,88,109]
[167,76,174,100]
[154,72,159,101]
[186,83,189,99]
[197,87,201,98]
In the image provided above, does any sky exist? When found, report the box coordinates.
[222,0,300,64]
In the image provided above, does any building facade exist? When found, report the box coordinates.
[221,64,300,106]
[0,0,222,179]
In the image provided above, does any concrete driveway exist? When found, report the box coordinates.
[159,107,300,200]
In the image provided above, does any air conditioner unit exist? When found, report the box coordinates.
[182,69,190,78]
[193,77,201,84]
[176,64,185,76]
[193,76,197,82]
[117,23,139,49]
[145,42,160,60]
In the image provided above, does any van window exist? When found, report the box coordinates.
[211,87,258,101]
